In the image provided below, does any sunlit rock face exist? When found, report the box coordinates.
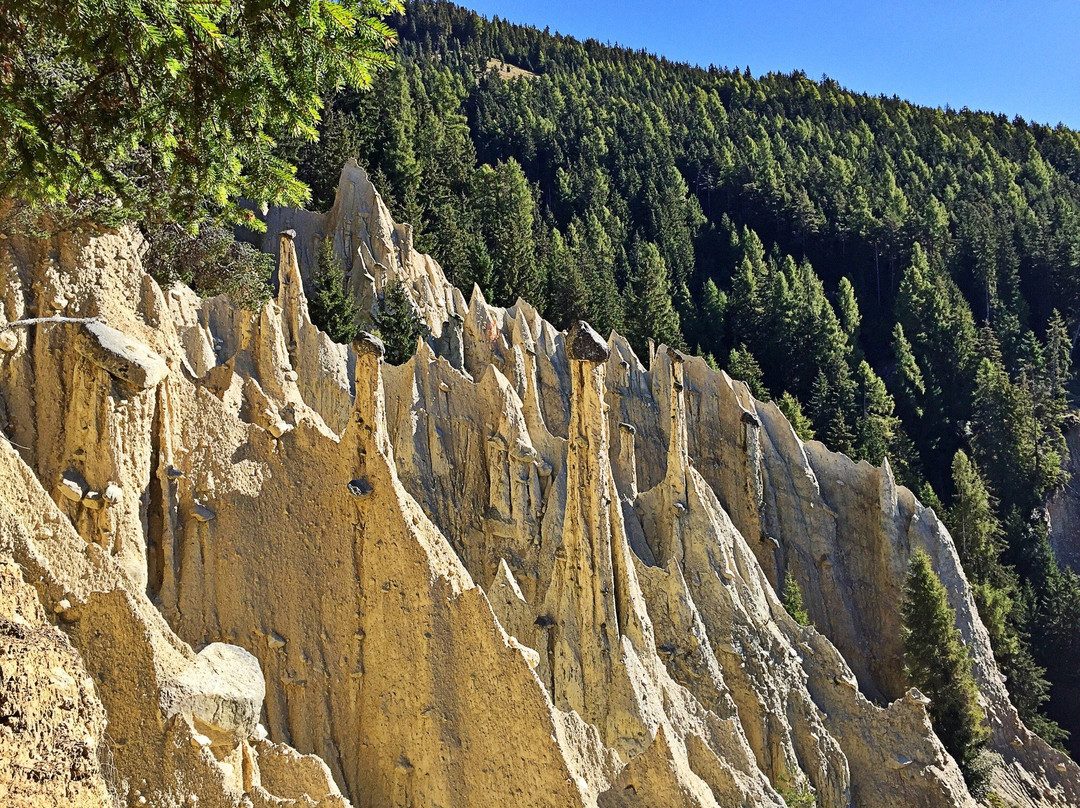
[0,163,1077,808]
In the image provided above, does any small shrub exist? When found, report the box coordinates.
[781,570,811,626]
[776,775,817,807]
[144,222,272,310]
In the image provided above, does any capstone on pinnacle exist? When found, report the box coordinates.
[353,332,385,359]
[565,321,610,363]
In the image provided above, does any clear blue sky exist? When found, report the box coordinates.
[464,0,1080,129]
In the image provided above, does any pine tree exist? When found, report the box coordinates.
[918,483,945,515]
[891,322,925,417]
[566,212,625,339]
[1,0,403,228]
[728,257,762,347]
[901,549,991,797]
[945,451,1065,746]
[971,352,1065,511]
[293,106,365,211]
[309,238,360,344]
[376,280,430,365]
[380,65,423,226]
[145,222,273,310]
[809,369,855,455]
[1045,309,1073,401]
[542,227,589,328]
[674,281,699,347]
[471,159,541,306]
[852,360,900,465]
[698,278,728,358]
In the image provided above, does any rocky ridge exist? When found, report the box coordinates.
[0,160,1077,806]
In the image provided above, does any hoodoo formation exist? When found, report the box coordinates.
[1,161,1078,807]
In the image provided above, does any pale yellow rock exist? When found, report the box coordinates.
[0,436,368,808]
[0,557,111,808]
[73,320,170,389]
[1,164,1078,808]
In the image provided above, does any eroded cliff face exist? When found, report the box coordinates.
[0,161,1077,807]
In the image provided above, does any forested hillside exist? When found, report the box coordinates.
[289,0,1080,756]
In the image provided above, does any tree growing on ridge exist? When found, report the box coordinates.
[945,451,1065,747]
[901,549,991,797]
[309,238,360,344]
[470,159,541,306]
[376,280,430,365]
[777,392,814,441]
[728,344,769,400]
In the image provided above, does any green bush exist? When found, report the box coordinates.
[781,570,811,627]
[776,777,817,808]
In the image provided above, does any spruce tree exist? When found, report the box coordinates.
[1045,309,1073,401]
[698,278,728,358]
[574,212,626,339]
[292,106,365,211]
[945,452,1065,746]
[947,451,1001,583]
[918,483,945,515]
[836,276,861,347]
[309,238,360,344]
[809,369,856,456]
[624,238,683,355]
[376,280,430,366]
[891,322,925,418]
[2,0,402,228]
[471,159,541,306]
[728,257,763,348]
[852,360,901,466]
[542,228,589,329]
[901,550,990,797]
